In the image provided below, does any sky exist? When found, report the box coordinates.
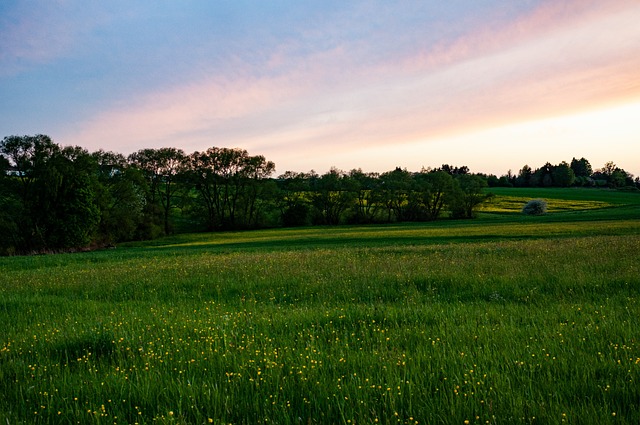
[1,0,639,177]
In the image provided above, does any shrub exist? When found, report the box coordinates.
[522,199,547,215]
[282,202,311,227]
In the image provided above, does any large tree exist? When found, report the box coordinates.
[0,135,100,251]
[0,134,58,205]
[377,168,413,222]
[570,157,592,178]
[0,153,21,254]
[450,174,492,219]
[276,171,313,227]
[309,168,356,225]
[128,147,187,235]
[92,150,146,243]
[40,146,101,248]
[410,170,455,221]
[348,168,380,223]
[552,161,575,187]
[515,165,533,187]
[188,147,275,230]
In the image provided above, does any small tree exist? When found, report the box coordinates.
[552,161,575,187]
[522,199,547,215]
[276,171,312,227]
[570,157,592,178]
[450,174,491,219]
[515,165,532,187]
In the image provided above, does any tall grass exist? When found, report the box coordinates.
[1,191,639,424]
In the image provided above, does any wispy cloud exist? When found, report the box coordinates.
[48,0,640,175]
[0,2,89,76]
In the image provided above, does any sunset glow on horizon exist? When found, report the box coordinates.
[1,0,639,177]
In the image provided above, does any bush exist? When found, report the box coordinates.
[282,202,311,227]
[522,199,547,215]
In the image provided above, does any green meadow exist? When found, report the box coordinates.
[1,188,639,424]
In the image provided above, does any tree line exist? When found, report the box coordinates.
[488,158,638,189]
[1,134,637,255]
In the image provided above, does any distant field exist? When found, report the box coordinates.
[482,187,639,213]
[1,189,639,424]
[487,187,640,204]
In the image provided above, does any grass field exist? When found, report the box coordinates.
[1,188,639,424]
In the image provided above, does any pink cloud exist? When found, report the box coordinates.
[376,0,640,140]
[0,2,114,77]
[63,0,640,172]
[66,71,313,153]
[402,0,636,73]
[0,17,69,75]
